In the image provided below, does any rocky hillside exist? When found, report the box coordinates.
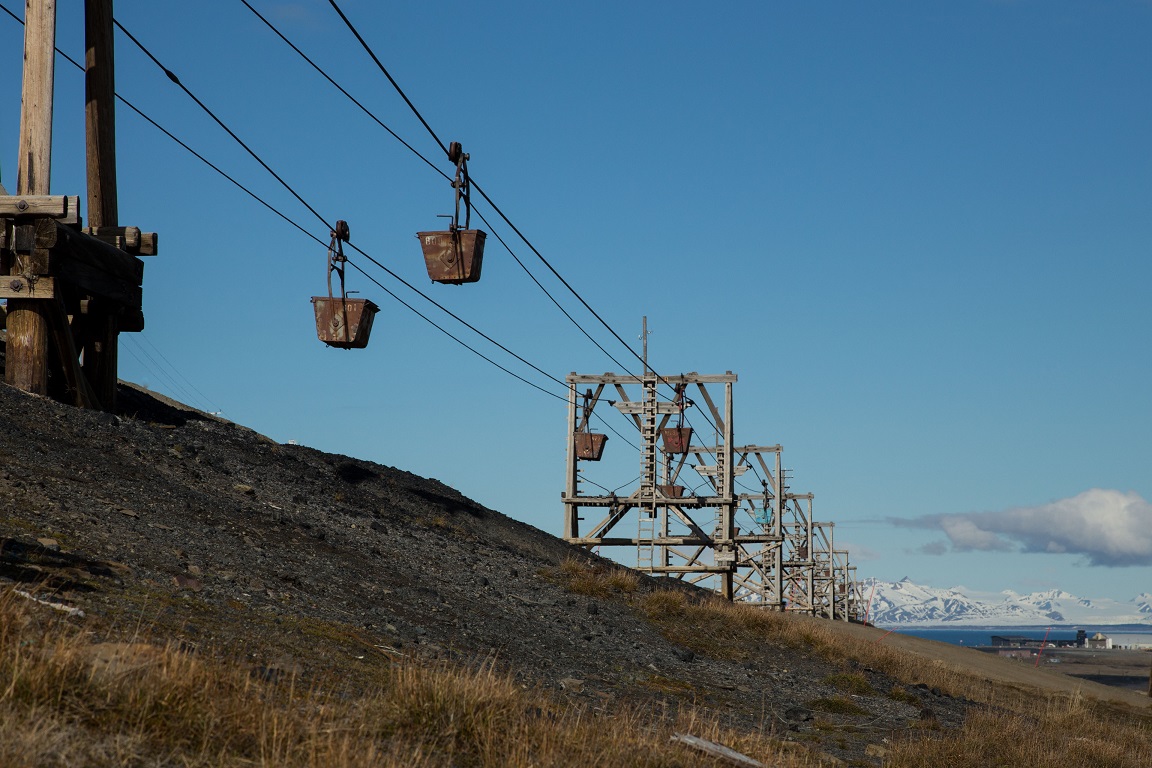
[0,380,1005,766]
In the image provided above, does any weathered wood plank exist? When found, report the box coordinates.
[80,226,158,256]
[138,232,158,255]
[0,276,55,299]
[51,221,144,286]
[54,256,141,308]
[84,226,139,247]
[670,732,766,766]
[0,195,80,225]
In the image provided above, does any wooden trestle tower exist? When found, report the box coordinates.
[1,0,156,411]
[563,369,863,619]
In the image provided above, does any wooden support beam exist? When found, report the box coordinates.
[83,0,121,411]
[9,0,58,395]
[85,0,117,230]
[47,300,101,409]
[81,226,159,255]
[0,276,55,299]
[0,195,81,224]
[49,221,144,288]
[17,0,56,196]
[567,372,738,385]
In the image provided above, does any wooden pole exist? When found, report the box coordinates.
[82,0,119,410]
[7,0,57,394]
[85,0,117,227]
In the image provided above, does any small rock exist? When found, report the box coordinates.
[173,575,202,592]
[672,647,695,663]
[187,565,202,576]
[36,537,60,551]
[587,602,599,615]
[784,706,812,723]
[233,484,256,496]
[865,744,889,759]
[479,576,490,587]
[558,677,584,693]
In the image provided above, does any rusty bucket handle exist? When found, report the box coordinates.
[327,220,351,342]
[449,141,472,233]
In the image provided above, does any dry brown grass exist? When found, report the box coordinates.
[635,587,1003,703]
[0,586,809,768]
[545,555,642,597]
[887,701,1152,768]
[555,562,1152,767]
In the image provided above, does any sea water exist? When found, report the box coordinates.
[892,627,1152,647]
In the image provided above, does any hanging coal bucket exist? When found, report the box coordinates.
[311,220,380,349]
[657,484,686,498]
[419,142,486,284]
[661,427,693,453]
[312,296,379,348]
[574,432,608,461]
[417,229,486,284]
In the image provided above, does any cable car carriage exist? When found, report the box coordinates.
[311,220,379,349]
[417,142,486,284]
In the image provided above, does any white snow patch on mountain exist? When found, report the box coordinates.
[864,578,1152,626]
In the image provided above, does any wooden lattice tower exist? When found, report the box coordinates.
[563,371,746,598]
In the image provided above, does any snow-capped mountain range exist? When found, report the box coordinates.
[863,577,1152,627]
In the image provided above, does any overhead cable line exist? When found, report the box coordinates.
[322,0,674,389]
[1,3,646,448]
[237,0,448,183]
[236,0,642,380]
[109,16,578,395]
[341,260,566,402]
[0,6,587,420]
[111,18,334,233]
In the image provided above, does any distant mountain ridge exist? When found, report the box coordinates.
[864,578,1152,627]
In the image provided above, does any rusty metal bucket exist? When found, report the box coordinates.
[657,484,686,498]
[311,296,379,349]
[574,432,607,461]
[417,229,486,284]
[661,427,693,454]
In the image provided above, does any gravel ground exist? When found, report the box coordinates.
[1,380,975,766]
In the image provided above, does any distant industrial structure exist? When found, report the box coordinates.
[562,345,861,619]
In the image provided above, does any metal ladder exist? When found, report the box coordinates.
[637,374,658,571]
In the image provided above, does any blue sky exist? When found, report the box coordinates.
[2,1,1150,601]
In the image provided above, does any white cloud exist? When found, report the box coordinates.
[842,542,882,562]
[939,517,1012,551]
[893,489,1152,566]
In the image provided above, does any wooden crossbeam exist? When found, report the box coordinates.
[83,226,159,256]
[0,195,81,225]
[0,276,55,299]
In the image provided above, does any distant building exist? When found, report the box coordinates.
[991,635,1045,648]
[1085,632,1113,650]
[1104,633,1152,650]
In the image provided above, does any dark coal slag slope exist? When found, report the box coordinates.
[0,381,966,766]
